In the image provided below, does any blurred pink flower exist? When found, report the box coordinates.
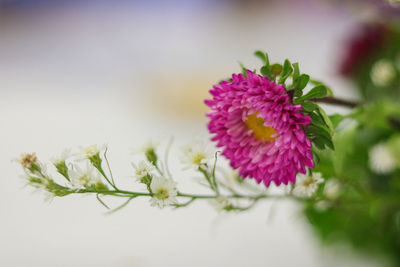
[339,24,387,76]
[205,70,314,187]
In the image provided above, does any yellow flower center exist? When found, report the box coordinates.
[302,177,314,187]
[192,152,205,165]
[155,188,169,200]
[245,112,278,142]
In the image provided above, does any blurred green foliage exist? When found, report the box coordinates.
[304,102,400,266]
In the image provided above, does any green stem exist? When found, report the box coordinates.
[310,97,361,108]
[74,188,290,201]
[103,148,116,187]
[97,167,119,191]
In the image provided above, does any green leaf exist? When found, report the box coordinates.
[310,112,326,128]
[260,66,273,79]
[297,74,310,90]
[302,101,316,112]
[307,122,334,150]
[294,85,327,104]
[329,114,345,129]
[294,89,303,97]
[292,63,300,83]
[308,124,332,140]
[312,137,326,150]
[254,51,269,66]
[310,79,334,97]
[316,105,334,133]
[312,135,334,150]
[278,59,293,84]
[238,61,248,77]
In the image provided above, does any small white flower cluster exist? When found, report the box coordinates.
[141,140,159,154]
[76,144,106,161]
[49,144,106,165]
[68,162,103,190]
[132,140,179,208]
[149,176,178,208]
[132,160,155,182]
[369,143,398,174]
[293,172,324,198]
[50,148,72,165]
[180,140,214,170]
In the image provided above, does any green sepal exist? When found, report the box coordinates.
[146,149,158,165]
[54,161,70,182]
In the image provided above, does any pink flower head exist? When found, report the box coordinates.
[205,70,314,187]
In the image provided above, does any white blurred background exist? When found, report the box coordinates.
[0,0,390,266]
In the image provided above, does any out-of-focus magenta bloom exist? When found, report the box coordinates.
[339,24,387,76]
[205,70,314,187]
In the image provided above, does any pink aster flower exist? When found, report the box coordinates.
[205,70,314,187]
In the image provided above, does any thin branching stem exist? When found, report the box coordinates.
[310,97,361,108]
[103,148,116,187]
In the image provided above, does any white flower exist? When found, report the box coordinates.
[149,176,178,208]
[370,59,396,87]
[68,162,102,189]
[324,179,340,200]
[369,143,397,174]
[293,172,324,198]
[51,148,72,165]
[76,144,106,161]
[209,196,230,212]
[131,139,160,155]
[132,160,155,182]
[180,140,214,170]
[141,140,159,154]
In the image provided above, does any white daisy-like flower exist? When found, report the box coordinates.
[209,196,230,212]
[68,162,102,189]
[149,176,178,208]
[324,179,340,200]
[132,160,155,182]
[76,144,106,161]
[293,172,324,198]
[369,143,397,174]
[180,140,214,170]
[141,140,159,154]
[370,59,396,87]
[51,148,72,165]
[130,139,160,155]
